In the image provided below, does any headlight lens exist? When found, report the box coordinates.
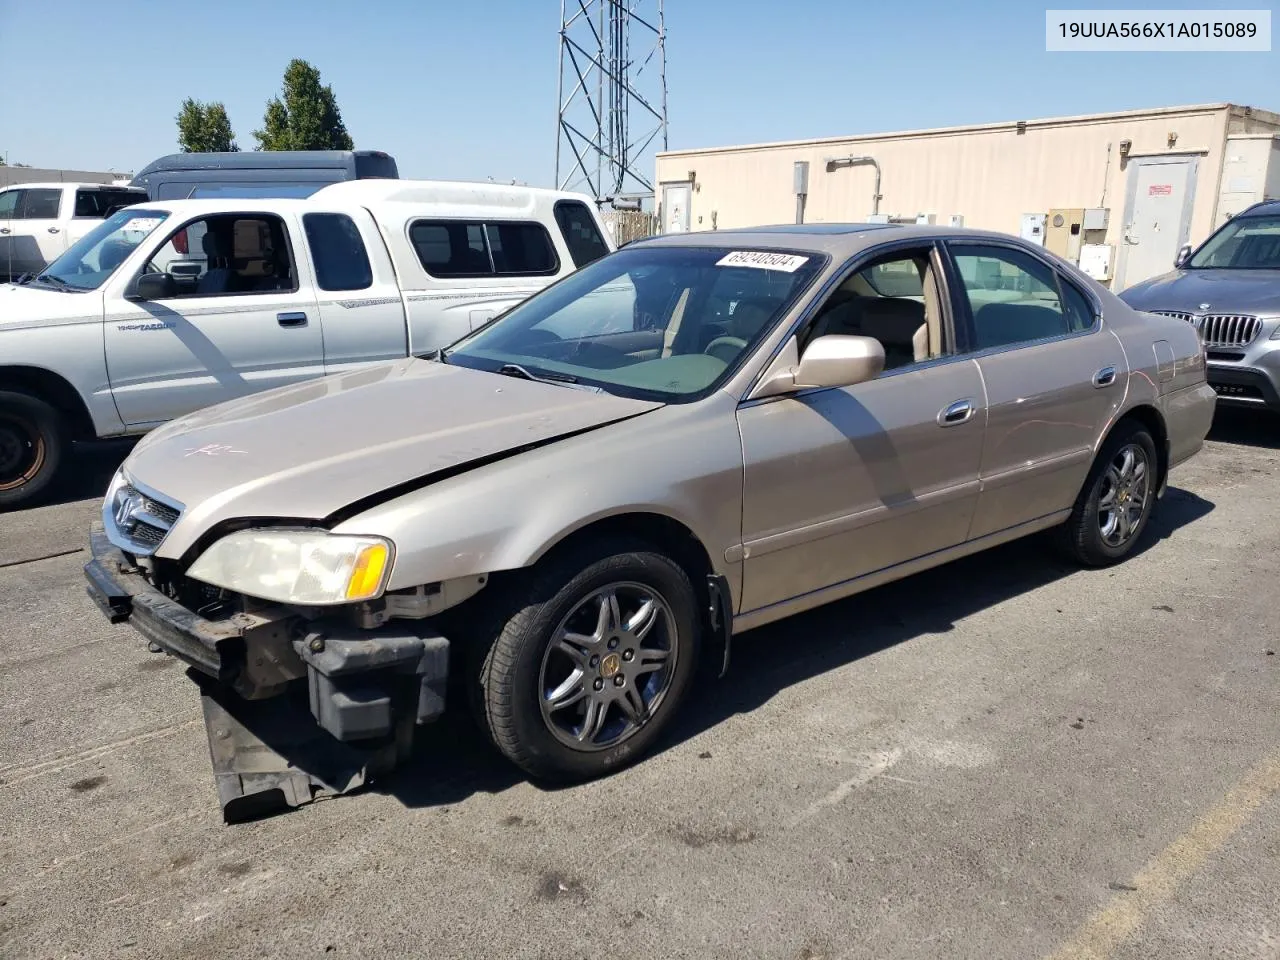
[1268,321,1280,340]
[187,530,393,606]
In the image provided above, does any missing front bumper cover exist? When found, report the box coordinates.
[84,525,451,822]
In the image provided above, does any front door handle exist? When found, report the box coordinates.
[277,311,308,328]
[1093,366,1117,388]
[0,228,9,235]
[937,398,976,427]
[47,226,60,234]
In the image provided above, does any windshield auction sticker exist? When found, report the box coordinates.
[121,217,165,235]
[716,251,810,272]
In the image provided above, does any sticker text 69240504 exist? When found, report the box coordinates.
[716,251,810,273]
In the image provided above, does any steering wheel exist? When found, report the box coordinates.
[703,335,747,364]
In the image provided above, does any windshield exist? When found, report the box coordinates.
[38,207,171,291]
[444,245,825,402]
[1188,213,1280,270]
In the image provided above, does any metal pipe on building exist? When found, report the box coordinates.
[824,155,882,215]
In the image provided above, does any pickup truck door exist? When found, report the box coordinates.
[299,209,408,374]
[103,210,327,428]
[0,187,64,277]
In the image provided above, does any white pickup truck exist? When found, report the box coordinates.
[0,181,148,282]
[0,179,615,507]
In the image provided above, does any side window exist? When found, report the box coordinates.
[409,220,559,278]
[15,189,61,220]
[804,249,941,371]
[554,200,611,267]
[143,214,296,298]
[303,213,373,292]
[75,190,106,218]
[487,222,558,275]
[949,244,1071,350]
[0,190,19,219]
[1060,277,1097,332]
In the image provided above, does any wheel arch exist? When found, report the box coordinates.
[1106,403,1169,493]
[0,365,96,440]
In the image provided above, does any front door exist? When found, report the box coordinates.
[104,211,326,427]
[661,182,692,234]
[946,241,1126,539]
[1118,156,1198,290]
[736,244,987,614]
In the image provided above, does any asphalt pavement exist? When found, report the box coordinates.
[1,414,1277,960]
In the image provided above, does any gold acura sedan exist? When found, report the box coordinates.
[86,223,1215,819]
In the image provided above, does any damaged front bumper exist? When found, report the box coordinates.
[84,525,449,822]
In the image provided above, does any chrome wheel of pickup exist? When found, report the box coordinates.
[538,581,678,751]
[1098,442,1150,548]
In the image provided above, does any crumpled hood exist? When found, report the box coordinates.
[1119,268,1280,316]
[122,358,662,555]
[0,283,104,328]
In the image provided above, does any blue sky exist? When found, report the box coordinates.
[1,0,1276,185]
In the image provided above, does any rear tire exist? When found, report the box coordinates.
[0,391,66,510]
[1057,420,1158,567]
[474,539,701,782]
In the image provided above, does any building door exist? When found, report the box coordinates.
[661,182,691,233]
[1117,155,1198,290]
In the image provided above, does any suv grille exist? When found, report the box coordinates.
[104,481,184,557]
[1151,310,1261,347]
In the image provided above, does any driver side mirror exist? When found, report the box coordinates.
[127,272,176,302]
[1174,243,1193,268]
[753,334,885,398]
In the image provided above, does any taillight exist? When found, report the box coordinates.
[173,229,188,255]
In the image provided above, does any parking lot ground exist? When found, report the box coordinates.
[1,414,1278,960]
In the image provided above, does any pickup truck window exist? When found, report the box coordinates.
[303,213,373,292]
[409,219,560,279]
[554,200,611,267]
[15,189,61,220]
[144,214,297,298]
[74,189,145,219]
[39,207,171,291]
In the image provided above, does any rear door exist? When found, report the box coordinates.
[301,209,408,374]
[103,210,326,426]
[944,240,1125,540]
[8,187,64,275]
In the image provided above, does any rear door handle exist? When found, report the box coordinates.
[1093,366,1117,388]
[937,398,976,427]
[47,227,60,234]
[277,311,308,328]
[0,228,9,235]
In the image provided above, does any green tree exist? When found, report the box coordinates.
[253,59,353,151]
[176,99,239,153]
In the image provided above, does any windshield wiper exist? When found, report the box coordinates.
[498,363,578,384]
[33,274,70,289]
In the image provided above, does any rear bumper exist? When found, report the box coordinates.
[84,524,451,820]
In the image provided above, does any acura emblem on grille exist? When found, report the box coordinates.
[114,493,143,532]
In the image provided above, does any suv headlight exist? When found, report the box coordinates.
[187,530,393,606]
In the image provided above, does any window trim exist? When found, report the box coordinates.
[129,211,302,300]
[408,217,562,280]
[940,237,1102,359]
[302,211,374,293]
[553,199,611,268]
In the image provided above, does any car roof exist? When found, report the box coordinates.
[1238,199,1280,217]
[630,223,1029,255]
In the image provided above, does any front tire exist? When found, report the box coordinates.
[0,391,66,510]
[475,541,701,782]
[1059,420,1158,567]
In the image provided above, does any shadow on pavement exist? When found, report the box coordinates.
[1207,407,1280,451]
[379,486,1215,810]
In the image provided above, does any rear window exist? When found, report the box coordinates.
[304,213,373,292]
[554,200,610,267]
[74,189,144,218]
[409,219,559,278]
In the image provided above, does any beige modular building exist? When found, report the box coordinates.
[654,103,1280,290]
